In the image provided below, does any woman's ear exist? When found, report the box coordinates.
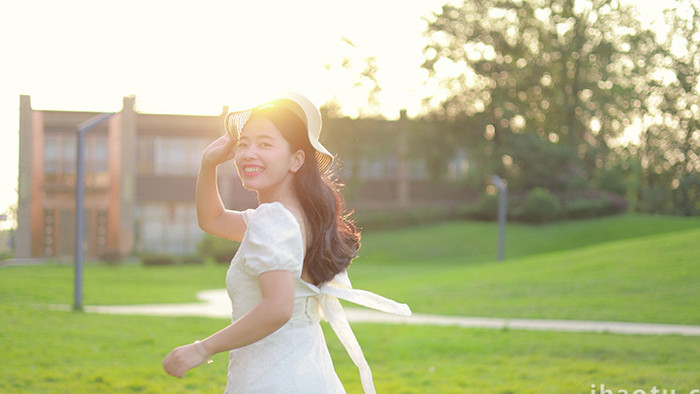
[290,149,306,173]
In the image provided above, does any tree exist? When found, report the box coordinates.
[639,0,700,215]
[422,0,654,192]
[322,37,383,119]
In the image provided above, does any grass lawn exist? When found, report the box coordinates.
[353,224,700,325]
[1,214,699,393]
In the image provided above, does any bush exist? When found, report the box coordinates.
[458,193,499,221]
[140,253,178,266]
[513,187,563,223]
[197,234,240,264]
[563,198,609,219]
[98,249,123,266]
[637,185,671,214]
[560,190,628,219]
[353,204,455,231]
[598,167,627,197]
[180,254,205,265]
[475,192,499,221]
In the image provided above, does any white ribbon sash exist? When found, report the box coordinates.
[317,271,412,394]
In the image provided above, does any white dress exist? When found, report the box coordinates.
[224,202,411,394]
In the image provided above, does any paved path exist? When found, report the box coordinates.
[51,289,700,337]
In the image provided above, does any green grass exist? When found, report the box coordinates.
[0,263,229,306]
[2,308,699,393]
[352,227,700,325]
[349,214,700,325]
[1,214,700,393]
[356,213,700,265]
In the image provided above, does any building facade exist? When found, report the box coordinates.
[16,96,256,259]
[16,96,474,260]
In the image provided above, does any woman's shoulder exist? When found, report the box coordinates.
[247,202,299,230]
[240,202,305,274]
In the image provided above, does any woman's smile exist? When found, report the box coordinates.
[241,164,264,177]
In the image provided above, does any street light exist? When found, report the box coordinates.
[491,175,507,261]
[74,112,114,311]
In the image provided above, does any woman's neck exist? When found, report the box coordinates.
[256,169,299,204]
[257,184,299,206]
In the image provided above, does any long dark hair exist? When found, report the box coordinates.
[252,104,361,285]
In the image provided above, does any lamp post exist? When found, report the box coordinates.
[491,175,507,261]
[74,112,114,312]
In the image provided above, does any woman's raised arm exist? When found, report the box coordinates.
[196,135,247,242]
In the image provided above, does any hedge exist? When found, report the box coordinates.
[461,188,627,224]
[140,253,179,266]
[197,233,240,264]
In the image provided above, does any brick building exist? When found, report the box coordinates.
[16,95,256,259]
[16,96,474,260]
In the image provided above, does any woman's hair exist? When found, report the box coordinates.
[251,104,361,285]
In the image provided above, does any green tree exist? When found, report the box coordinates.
[639,0,700,215]
[422,0,654,192]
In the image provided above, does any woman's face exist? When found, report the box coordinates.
[234,116,304,196]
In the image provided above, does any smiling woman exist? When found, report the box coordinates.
[162,92,410,393]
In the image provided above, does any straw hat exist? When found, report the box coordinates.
[225,92,334,173]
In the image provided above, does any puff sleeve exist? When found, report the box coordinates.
[242,202,304,277]
[240,208,255,225]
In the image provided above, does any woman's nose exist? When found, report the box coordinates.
[241,145,258,160]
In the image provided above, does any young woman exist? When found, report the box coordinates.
[163,92,411,393]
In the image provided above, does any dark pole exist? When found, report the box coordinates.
[74,128,85,311]
[491,175,507,261]
[74,113,114,312]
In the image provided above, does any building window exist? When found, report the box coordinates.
[44,132,108,186]
[63,135,76,176]
[44,135,59,176]
[44,133,75,184]
[85,134,109,186]
[137,202,203,255]
[407,160,429,180]
[137,136,155,174]
[137,136,209,176]
[358,156,395,179]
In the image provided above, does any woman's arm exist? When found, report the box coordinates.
[163,270,295,378]
[196,135,247,241]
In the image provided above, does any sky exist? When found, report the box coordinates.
[0,0,446,226]
[0,0,670,228]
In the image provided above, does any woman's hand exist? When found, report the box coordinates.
[163,343,209,378]
[202,135,238,167]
